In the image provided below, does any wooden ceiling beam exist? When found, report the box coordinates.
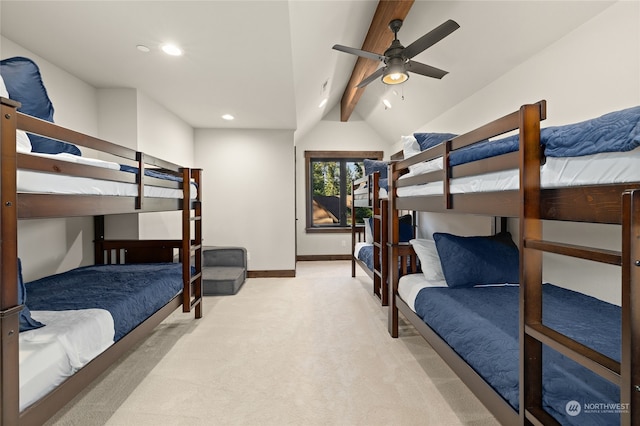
[339,0,414,122]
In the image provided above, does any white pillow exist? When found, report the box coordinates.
[364,217,373,244]
[401,135,420,159]
[409,238,445,282]
[0,74,32,153]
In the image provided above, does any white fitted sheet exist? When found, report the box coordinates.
[19,309,114,411]
[398,274,447,312]
[397,148,640,197]
[397,274,518,312]
[17,152,197,199]
[353,242,370,259]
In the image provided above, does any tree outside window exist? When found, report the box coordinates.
[304,150,383,232]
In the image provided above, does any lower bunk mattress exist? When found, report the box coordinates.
[20,263,184,411]
[400,278,621,425]
[354,242,374,271]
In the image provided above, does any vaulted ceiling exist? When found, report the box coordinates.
[0,1,614,145]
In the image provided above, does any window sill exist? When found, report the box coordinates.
[305,227,352,234]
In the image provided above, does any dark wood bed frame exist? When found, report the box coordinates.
[0,97,203,425]
[351,149,409,306]
[351,172,390,304]
[387,100,639,425]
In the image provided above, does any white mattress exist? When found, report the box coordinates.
[19,309,114,411]
[398,273,447,312]
[354,184,388,201]
[17,152,197,199]
[397,147,640,197]
[398,274,518,312]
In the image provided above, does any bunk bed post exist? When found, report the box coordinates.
[351,180,357,278]
[0,98,21,425]
[518,102,544,424]
[621,189,640,425]
[388,161,400,337]
[94,215,105,264]
[372,172,381,300]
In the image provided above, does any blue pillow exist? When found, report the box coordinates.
[413,132,457,151]
[542,106,640,157]
[17,258,45,332]
[399,214,413,242]
[433,232,519,288]
[0,56,81,156]
[363,159,388,179]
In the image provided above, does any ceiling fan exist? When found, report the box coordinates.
[333,19,460,88]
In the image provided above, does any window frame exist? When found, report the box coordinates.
[304,150,383,233]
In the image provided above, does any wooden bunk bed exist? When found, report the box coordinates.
[0,72,203,423]
[387,100,640,425]
[351,150,409,306]
[351,170,388,304]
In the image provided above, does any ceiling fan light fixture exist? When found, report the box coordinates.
[382,58,408,85]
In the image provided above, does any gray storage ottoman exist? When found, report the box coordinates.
[202,246,247,295]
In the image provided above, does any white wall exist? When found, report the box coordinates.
[195,128,296,271]
[137,92,195,240]
[295,107,391,257]
[408,1,639,305]
[2,36,99,281]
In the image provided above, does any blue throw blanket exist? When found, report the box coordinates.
[25,263,184,341]
[357,245,374,271]
[119,165,184,183]
[413,284,620,425]
[446,106,640,166]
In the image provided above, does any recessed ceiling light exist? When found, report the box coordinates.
[161,44,183,56]
[136,44,150,53]
[221,114,234,121]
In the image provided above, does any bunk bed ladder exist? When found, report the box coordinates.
[371,172,384,304]
[183,168,203,318]
[520,102,636,424]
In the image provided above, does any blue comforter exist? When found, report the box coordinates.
[445,105,640,166]
[357,245,374,271]
[413,284,620,425]
[119,165,184,183]
[25,263,184,341]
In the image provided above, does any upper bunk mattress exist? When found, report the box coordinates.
[397,146,640,197]
[17,152,197,199]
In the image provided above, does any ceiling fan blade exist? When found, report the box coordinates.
[356,68,385,88]
[406,60,448,79]
[332,44,386,62]
[402,19,460,59]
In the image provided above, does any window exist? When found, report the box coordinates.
[304,150,383,232]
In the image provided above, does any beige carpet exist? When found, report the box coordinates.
[46,261,499,426]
